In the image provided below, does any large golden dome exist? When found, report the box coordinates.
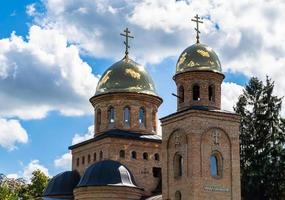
[95,57,158,96]
[176,43,222,75]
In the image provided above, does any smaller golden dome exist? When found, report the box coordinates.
[176,43,222,74]
[95,57,158,96]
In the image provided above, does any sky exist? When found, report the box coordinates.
[0,0,284,180]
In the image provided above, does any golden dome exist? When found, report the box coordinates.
[95,57,158,96]
[176,43,222,74]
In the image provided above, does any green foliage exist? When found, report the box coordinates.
[0,183,18,200]
[235,76,285,200]
[0,169,50,200]
[28,169,50,198]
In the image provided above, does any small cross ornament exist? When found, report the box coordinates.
[191,14,203,43]
[212,130,221,145]
[175,134,181,147]
[120,27,134,59]
[141,168,149,175]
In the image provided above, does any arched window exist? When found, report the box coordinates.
[119,150,125,159]
[178,86,184,103]
[139,107,146,127]
[88,154,91,163]
[208,85,215,101]
[108,106,115,125]
[96,108,101,132]
[82,156,85,165]
[193,84,200,101]
[175,191,182,200]
[210,152,222,177]
[152,110,156,132]
[154,153,160,161]
[123,106,130,127]
[93,152,97,162]
[100,151,103,160]
[76,158,79,166]
[131,151,137,159]
[174,153,183,178]
[143,152,149,160]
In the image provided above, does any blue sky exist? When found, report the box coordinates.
[0,0,284,180]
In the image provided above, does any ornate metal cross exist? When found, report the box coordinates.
[212,130,220,145]
[191,14,203,43]
[120,27,134,58]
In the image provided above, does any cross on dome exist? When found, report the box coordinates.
[191,14,203,43]
[120,27,134,59]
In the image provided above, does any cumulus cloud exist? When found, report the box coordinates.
[36,0,285,114]
[0,118,28,150]
[0,26,98,120]
[221,82,244,112]
[22,160,49,181]
[54,152,72,171]
[72,125,94,145]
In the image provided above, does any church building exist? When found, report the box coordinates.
[43,15,241,200]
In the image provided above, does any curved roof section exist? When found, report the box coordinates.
[77,160,137,188]
[95,57,158,96]
[43,170,80,197]
[176,43,222,74]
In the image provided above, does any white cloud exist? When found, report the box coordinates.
[36,0,285,115]
[26,4,36,16]
[6,173,19,179]
[54,152,72,171]
[72,125,94,145]
[0,118,28,150]
[0,25,98,120]
[221,82,244,112]
[22,160,49,181]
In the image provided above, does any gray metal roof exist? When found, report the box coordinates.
[144,195,162,200]
[77,160,138,188]
[69,129,161,150]
[43,170,80,198]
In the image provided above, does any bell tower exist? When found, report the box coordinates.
[161,15,241,200]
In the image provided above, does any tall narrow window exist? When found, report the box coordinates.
[93,152,97,162]
[76,158,79,166]
[210,153,222,177]
[208,85,215,101]
[82,156,85,165]
[143,152,149,160]
[193,84,200,101]
[139,107,146,127]
[108,106,115,125]
[100,151,103,160]
[96,109,101,132]
[123,106,130,127]
[131,151,137,159]
[154,153,160,161]
[119,150,125,159]
[178,86,184,103]
[152,110,156,132]
[174,153,183,178]
[175,191,182,200]
[88,154,91,163]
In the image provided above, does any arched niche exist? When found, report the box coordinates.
[200,127,231,179]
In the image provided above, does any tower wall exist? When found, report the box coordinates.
[90,93,162,135]
[174,71,224,111]
[161,110,241,200]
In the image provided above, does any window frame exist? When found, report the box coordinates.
[192,84,200,101]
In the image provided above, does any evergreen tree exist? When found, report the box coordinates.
[235,77,285,199]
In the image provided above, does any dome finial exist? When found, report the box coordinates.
[191,14,203,44]
[120,27,134,60]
